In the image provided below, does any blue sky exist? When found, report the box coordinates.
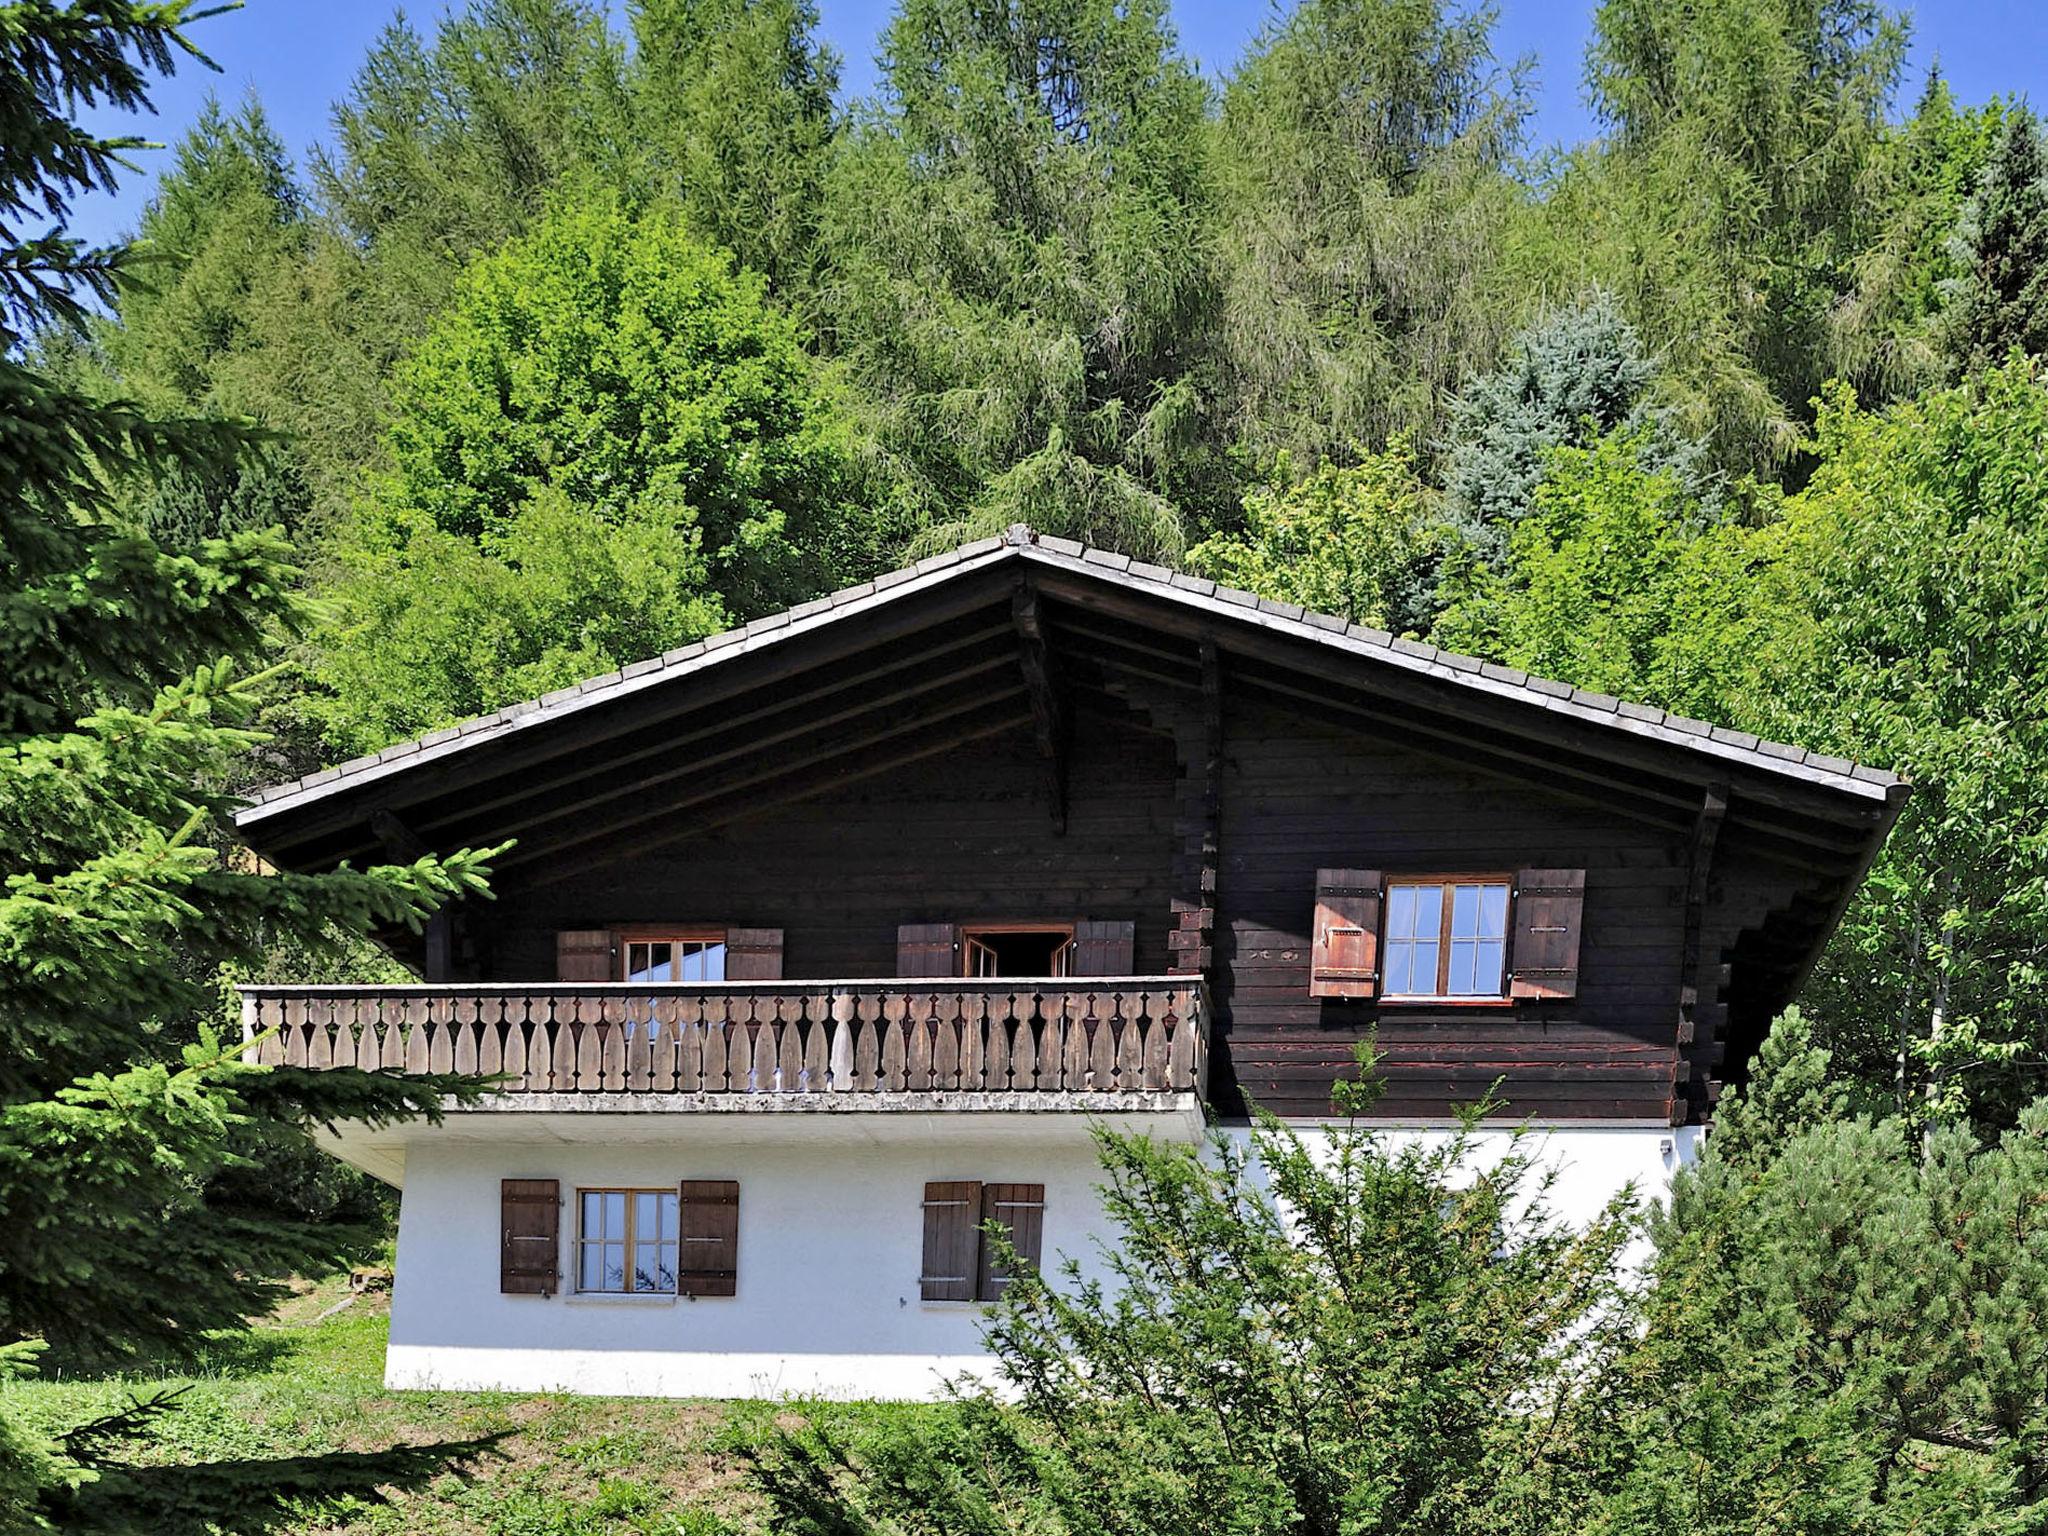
[66,0,2047,249]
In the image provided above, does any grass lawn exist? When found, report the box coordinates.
[2,1273,926,1535]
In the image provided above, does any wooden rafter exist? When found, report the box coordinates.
[1012,581,1069,833]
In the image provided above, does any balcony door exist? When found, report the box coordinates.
[963,925,1076,978]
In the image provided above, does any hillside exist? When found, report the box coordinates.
[0,1273,915,1534]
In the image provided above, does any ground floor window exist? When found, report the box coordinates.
[577,1187,680,1294]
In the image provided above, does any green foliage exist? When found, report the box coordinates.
[0,4,501,1521]
[1431,360,2048,1126]
[754,1054,1642,1536]
[1187,442,1444,633]
[306,196,854,753]
[1547,0,1907,467]
[1943,106,2048,372]
[817,0,1217,556]
[1214,0,1532,468]
[631,0,838,300]
[1614,1011,2048,1531]
[1431,429,1756,721]
[107,92,305,411]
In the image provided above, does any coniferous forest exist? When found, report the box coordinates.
[4,0,2048,1529]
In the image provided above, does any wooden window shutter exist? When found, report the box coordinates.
[1510,869,1586,999]
[976,1183,1045,1301]
[677,1179,740,1296]
[896,922,960,978]
[501,1178,559,1295]
[1310,870,1383,998]
[1071,919,1136,977]
[920,1180,981,1301]
[555,929,615,982]
[725,928,784,980]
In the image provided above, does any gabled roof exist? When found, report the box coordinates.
[240,524,1901,840]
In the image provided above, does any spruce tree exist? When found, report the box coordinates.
[0,4,494,1521]
[1945,106,2048,370]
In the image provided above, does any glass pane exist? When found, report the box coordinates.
[699,942,725,980]
[655,1243,678,1293]
[581,1191,601,1235]
[1411,885,1443,940]
[656,1192,677,1240]
[1451,884,1478,939]
[604,1191,625,1234]
[1475,940,1505,994]
[1412,941,1439,992]
[604,1244,626,1292]
[635,1191,658,1236]
[1449,939,1477,994]
[1383,942,1413,995]
[579,1243,603,1292]
[1480,884,1508,938]
[1393,884,1420,940]
[627,943,674,983]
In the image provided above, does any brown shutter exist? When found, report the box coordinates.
[920,1180,981,1301]
[1310,869,1382,998]
[1510,869,1586,999]
[896,922,960,978]
[725,928,783,980]
[976,1183,1045,1301]
[501,1178,559,1295]
[677,1179,740,1296]
[1071,919,1136,977]
[555,929,615,982]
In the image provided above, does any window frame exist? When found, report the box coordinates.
[958,921,1077,978]
[615,926,729,984]
[574,1185,681,1296]
[1379,873,1515,1004]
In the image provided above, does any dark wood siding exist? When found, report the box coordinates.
[481,697,1180,984]
[465,685,1820,1128]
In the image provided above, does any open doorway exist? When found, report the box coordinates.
[962,925,1076,977]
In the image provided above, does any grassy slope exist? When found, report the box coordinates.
[2,1274,926,1534]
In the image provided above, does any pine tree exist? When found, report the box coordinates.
[0,5,495,1522]
[1944,106,2048,370]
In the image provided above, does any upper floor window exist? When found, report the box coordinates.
[1383,878,1510,999]
[622,931,726,983]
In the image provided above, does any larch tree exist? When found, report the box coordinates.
[0,3,495,1521]
[815,0,1220,557]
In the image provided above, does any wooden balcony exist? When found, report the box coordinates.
[241,978,1207,1111]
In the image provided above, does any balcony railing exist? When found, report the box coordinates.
[240,978,1206,1105]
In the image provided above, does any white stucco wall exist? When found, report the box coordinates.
[369,1111,1699,1401]
[383,1126,1128,1400]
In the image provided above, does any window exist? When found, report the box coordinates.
[960,925,1075,977]
[622,931,726,983]
[921,1181,1045,1301]
[1383,878,1510,999]
[577,1188,679,1294]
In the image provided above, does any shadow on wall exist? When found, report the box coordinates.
[47,1425,508,1535]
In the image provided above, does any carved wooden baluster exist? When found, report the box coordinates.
[502,1005,529,1092]
[702,995,729,1093]
[453,1014,479,1076]
[1061,992,1091,1091]
[800,994,828,1091]
[906,994,936,1091]
[982,993,1010,1093]
[749,999,777,1093]
[957,991,985,1091]
[851,1008,879,1092]
[477,996,503,1078]
[775,997,802,1092]
[676,995,704,1092]
[1011,1003,1040,1097]
[879,998,909,1091]
[650,997,681,1093]
[1140,993,1169,1090]
[1089,992,1116,1091]
[547,1000,575,1091]
[827,990,855,1090]
[933,992,962,1091]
